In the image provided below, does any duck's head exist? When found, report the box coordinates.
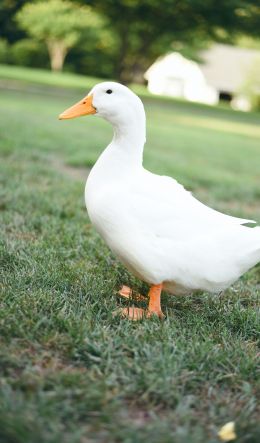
[59,81,145,131]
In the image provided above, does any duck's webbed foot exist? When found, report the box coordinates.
[118,285,147,301]
[114,283,165,321]
[146,309,165,320]
[114,306,146,321]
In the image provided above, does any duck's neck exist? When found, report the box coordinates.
[88,107,146,190]
[107,108,146,168]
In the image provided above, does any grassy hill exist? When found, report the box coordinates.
[0,67,259,443]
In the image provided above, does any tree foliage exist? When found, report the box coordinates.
[16,0,103,71]
[85,0,260,82]
[1,0,260,82]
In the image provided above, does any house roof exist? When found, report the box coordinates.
[145,52,203,81]
[199,44,260,93]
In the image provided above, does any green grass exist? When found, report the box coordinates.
[0,64,102,91]
[0,72,260,443]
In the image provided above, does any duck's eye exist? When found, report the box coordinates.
[106,89,113,94]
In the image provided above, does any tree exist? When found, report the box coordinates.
[85,0,260,83]
[238,57,260,110]
[16,0,102,71]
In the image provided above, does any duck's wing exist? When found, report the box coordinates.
[102,171,259,289]
[165,177,256,227]
[127,170,256,238]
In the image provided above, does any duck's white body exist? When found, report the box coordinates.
[82,82,260,296]
[61,81,260,296]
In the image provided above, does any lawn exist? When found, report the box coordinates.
[0,70,260,443]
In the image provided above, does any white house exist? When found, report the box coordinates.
[145,52,218,105]
[145,44,260,109]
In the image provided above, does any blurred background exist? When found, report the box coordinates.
[0,0,260,110]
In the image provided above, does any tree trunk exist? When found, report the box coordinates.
[115,29,161,84]
[131,61,147,84]
[47,40,68,72]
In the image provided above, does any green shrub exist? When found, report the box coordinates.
[0,39,9,63]
[10,39,48,68]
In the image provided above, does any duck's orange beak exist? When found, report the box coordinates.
[59,94,96,120]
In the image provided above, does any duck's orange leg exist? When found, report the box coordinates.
[147,283,165,319]
[114,283,165,320]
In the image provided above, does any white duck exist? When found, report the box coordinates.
[59,82,260,320]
